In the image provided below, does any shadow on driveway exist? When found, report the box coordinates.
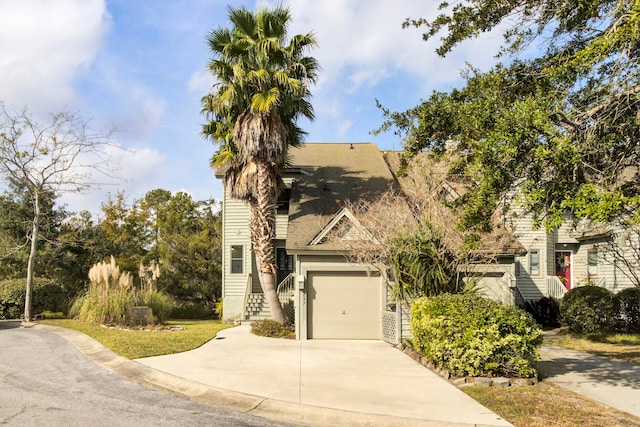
[0,320,22,330]
[539,345,640,390]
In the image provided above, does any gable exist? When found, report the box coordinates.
[309,208,377,246]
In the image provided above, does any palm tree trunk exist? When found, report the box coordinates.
[24,192,40,322]
[251,160,286,324]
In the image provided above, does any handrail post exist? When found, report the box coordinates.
[242,273,252,321]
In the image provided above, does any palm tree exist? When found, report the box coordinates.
[201,5,318,323]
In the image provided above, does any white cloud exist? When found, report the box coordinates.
[60,144,166,215]
[0,0,109,114]
[188,69,216,94]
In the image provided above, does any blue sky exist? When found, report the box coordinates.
[0,0,504,215]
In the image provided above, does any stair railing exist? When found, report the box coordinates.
[514,284,526,307]
[242,274,252,320]
[276,273,296,324]
[546,276,568,299]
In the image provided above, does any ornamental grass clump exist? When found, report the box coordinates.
[137,261,173,323]
[71,256,135,325]
[411,294,542,378]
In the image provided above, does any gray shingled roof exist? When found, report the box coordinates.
[285,143,397,252]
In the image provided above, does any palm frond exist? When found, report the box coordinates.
[251,88,280,112]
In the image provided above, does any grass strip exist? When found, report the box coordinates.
[545,332,640,364]
[38,319,235,359]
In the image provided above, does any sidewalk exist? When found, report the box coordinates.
[538,344,640,418]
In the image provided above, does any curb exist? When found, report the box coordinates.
[34,323,504,427]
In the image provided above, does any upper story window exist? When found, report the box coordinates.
[276,188,291,215]
[231,245,243,274]
[529,250,540,275]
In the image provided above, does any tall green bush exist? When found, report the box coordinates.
[560,286,618,334]
[411,294,542,378]
[0,278,65,319]
[615,288,640,334]
[391,222,462,300]
[137,261,173,323]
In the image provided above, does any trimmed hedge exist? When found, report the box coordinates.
[0,278,66,319]
[560,286,618,334]
[560,286,640,334]
[250,319,294,338]
[616,288,640,334]
[411,294,542,378]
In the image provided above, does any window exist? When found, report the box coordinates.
[276,188,291,215]
[231,245,243,274]
[587,250,598,275]
[529,250,540,275]
[515,259,521,276]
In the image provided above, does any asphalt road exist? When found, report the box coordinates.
[0,320,291,427]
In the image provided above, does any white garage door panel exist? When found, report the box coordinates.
[308,271,381,339]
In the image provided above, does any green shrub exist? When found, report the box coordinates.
[560,286,618,334]
[0,278,66,319]
[251,319,294,338]
[615,288,640,334]
[215,299,223,319]
[170,302,215,320]
[411,294,542,378]
[39,310,66,319]
[140,290,174,323]
[524,297,561,328]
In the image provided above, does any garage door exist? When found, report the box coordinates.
[308,271,381,339]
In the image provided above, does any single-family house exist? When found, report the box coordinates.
[217,142,526,342]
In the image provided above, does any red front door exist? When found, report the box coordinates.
[555,251,572,290]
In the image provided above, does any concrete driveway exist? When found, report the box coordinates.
[137,325,510,426]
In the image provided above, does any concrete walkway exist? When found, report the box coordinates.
[539,344,640,418]
[137,325,510,426]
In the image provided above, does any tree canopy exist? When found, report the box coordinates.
[201,5,318,323]
[379,0,639,231]
[0,104,115,320]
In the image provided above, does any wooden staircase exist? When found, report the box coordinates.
[244,273,296,322]
[244,293,271,320]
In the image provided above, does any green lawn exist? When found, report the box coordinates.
[544,330,640,364]
[38,319,235,359]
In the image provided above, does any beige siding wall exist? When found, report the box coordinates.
[511,211,549,300]
[469,261,515,305]
[510,208,638,300]
[221,187,253,322]
[555,222,580,244]
[275,213,288,240]
[581,230,638,291]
